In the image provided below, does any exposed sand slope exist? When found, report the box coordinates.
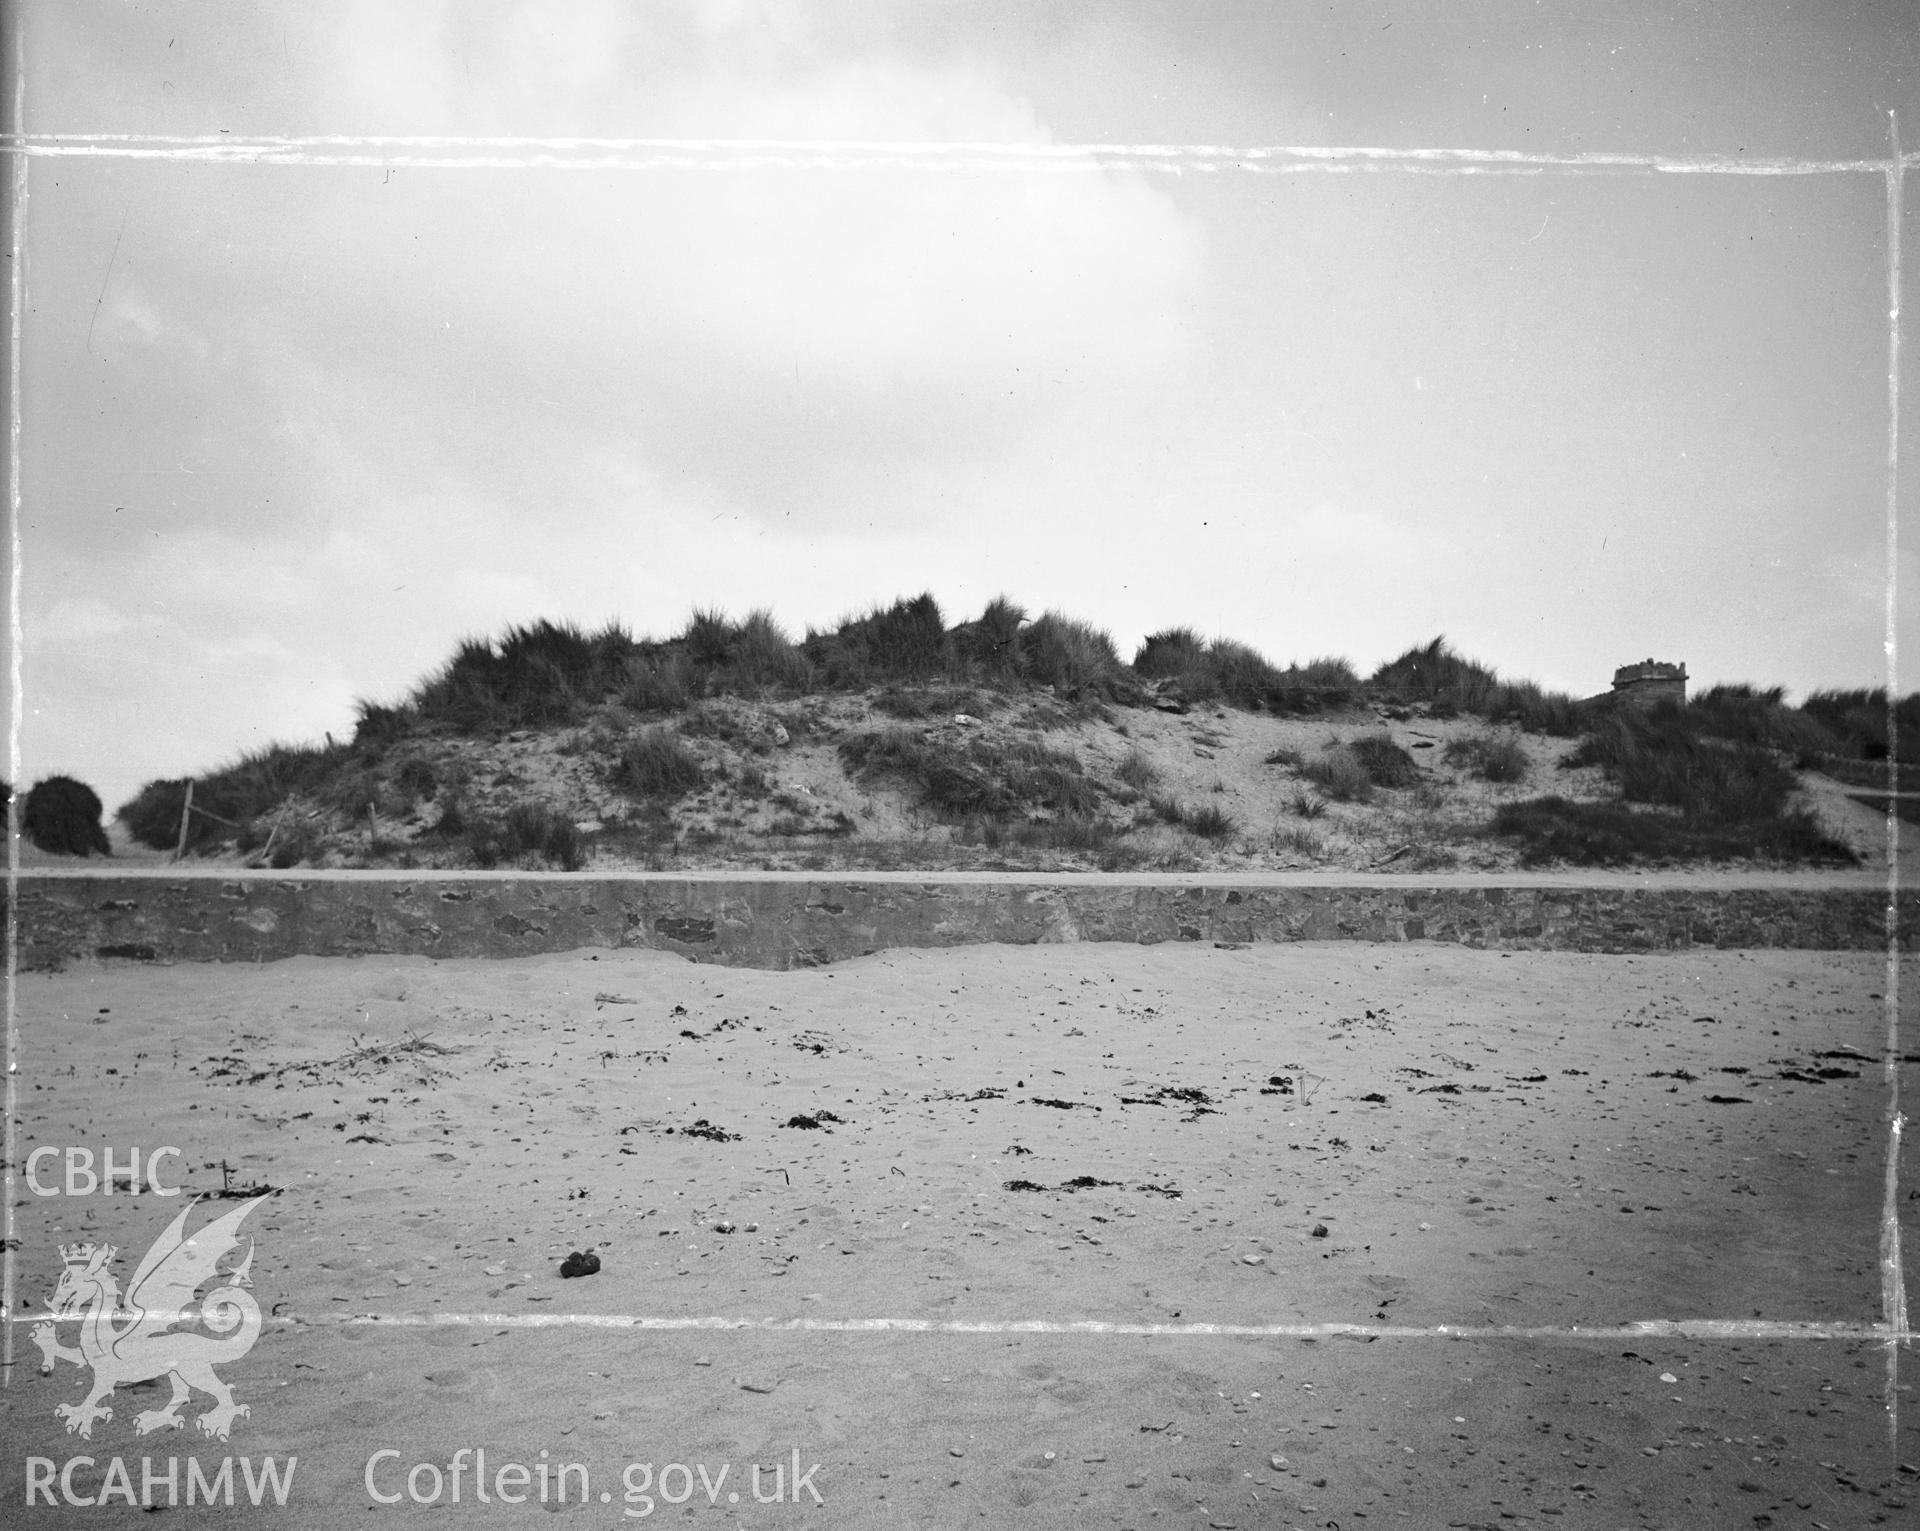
[73,688,1902,876]
[5,943,1913,1525]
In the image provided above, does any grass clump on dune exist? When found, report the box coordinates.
[951,596,1029,683]
[1446,731,1530,783]
[681,608,814,695]
[1797,687,1920,763]
[407,619,633,735]
[1133,630,1358,714]
[960,812,1120,855]
[1571,707,1799,822]
[619,651,695,714]
[1371,637,1581,735]
[1115,747,1160,791]
[804,593,955,687]
[1024,612,1131,700]
[1138,792,1235,841]
[841,726,1100,821]
[1686,684,1840,757]
[395,609,817,738]
[1301,745,1373,803]
[457,799,586,871]
[1349,733,1421,789]
[1183,802,1237,841]
[1491,796,1851,867]
[1133,627,1209,682]
[610,728,704,799]
[1492,704,1854,866]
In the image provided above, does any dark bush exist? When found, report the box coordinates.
[24,776,112,857]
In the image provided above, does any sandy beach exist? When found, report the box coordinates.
[4,940,1914,1526]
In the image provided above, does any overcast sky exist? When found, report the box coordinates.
[13,2,1920,812]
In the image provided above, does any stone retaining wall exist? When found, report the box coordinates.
[8,875,1911,971]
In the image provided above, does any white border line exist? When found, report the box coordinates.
[0,118,1908,1453]
[1881,113,1912,1457]
[1,12,25,1393]
[1,134,1918,176]
[0,1312,1910,1341]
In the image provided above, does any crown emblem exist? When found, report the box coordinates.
[58,1243,108,1267]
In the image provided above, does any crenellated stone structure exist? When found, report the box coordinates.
[1611,659,1687,710]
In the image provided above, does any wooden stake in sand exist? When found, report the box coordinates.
[255,804,289,867]
[172,779,194,861]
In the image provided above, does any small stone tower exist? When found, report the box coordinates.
[1610,659,1687,710]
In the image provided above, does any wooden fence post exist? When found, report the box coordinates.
[255,804,289,867]
[173,780,194,862]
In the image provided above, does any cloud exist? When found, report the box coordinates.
[32,597,138,647]
[17,1,1909,812]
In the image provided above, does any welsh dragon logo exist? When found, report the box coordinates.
[31,1193,270,1441]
